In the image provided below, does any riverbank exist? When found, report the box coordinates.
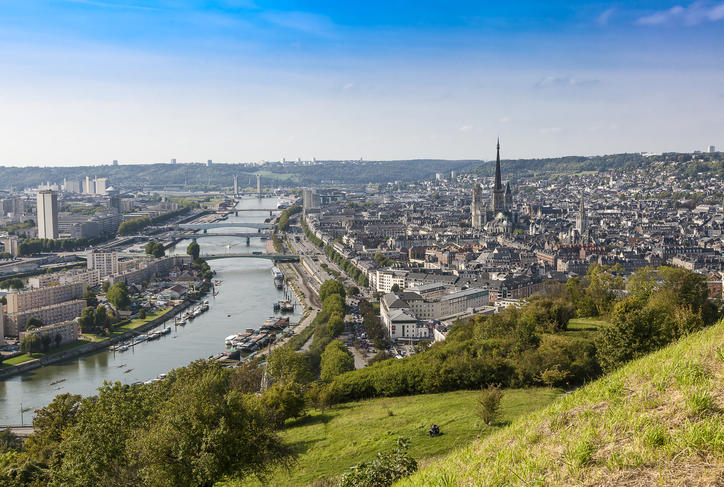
[0,300,194,380]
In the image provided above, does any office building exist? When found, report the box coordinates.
[94,177,109,195]
[112,159,119,166]
[709,145,717,153]
[37,190,59,239]
[207,159,212,167]
[171,158,177,164]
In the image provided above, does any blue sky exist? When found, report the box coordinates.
[0,1,723,165]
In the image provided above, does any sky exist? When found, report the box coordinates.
[0,1,723,165]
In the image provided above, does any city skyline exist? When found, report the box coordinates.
[0,1,723,165]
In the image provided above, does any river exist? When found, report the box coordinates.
[0,197,300,424]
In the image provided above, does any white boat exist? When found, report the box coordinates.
[161,326,172,335]
[118,345,129,352]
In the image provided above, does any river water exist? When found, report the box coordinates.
[0,197,300,424]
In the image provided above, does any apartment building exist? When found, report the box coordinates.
[375,269,409,293]
[5,299,86,336]
[19,320,80,347]
[6,282,86,313]
[29,269,102,289]
[87,251,119,277]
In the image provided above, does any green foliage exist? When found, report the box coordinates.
[0,429,22,454]
[144,240,165,258]
[94,304,109,329]
[321,340,355,381]
[82,289,97,308]
[18,237,102,256]
[117,207,190,235]
[6,361,294,487]
[477,384,504,426]
[326,313,345,337]
[0,278,24,290]
[277,205,301,232]
[320,279,346,303]
[78,307,96,333]
[25,317,43,330]
[339,437,418,487]
[260,382,306,427]
[19,334,39,354]
[106,282,130,309]
[137,308,146,319]
[595,266,717,372]
[267,345,314,385]
[186,240,200,260]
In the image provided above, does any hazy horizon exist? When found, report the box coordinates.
[1,1,722,166]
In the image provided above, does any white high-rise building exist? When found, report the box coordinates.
[171,158,177,164]
[233,175,239,195]
[708,145,716,153]
[37,190,59,239]
[87,251,119,277]
[84,176,94,194]
[94,178,109,195]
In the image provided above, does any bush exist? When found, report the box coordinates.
[477,384,503,426]
[339,437,417,487]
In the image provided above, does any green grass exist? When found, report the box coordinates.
[1,339,92,367]
[397,319,724,487]
[228,388,561,487]
[81,308,172,342]
[567,317,611,330]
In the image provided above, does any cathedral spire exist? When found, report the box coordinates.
[494,138,502,191]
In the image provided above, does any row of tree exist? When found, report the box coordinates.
[277,205,301,232]
[18,237,102,256]
[117,207,190,235]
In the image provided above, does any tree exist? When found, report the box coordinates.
[78,306,96,333]
[83,289,98,308]
[25,317,43,330]
[102,280,110,293]
[0,428,22,453]
[106,282,130,309]
[20,333,40,354]
[477,384,504,426]
[390,284,400,293]
[186,240,200,261]
[319,279,346,302]
[144,240,165,258]
[320,340,355,381]
[267,345,314,385]
[0,277,24,290]
[326,313,345,337]
[260,382,306,426]
[94,304,109,328]
[127,361,292,487]
[40,333,52,352]
[138,308,147,320]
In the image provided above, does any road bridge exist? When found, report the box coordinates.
[178,222,272,230]
[202,253,299,263]
[178,232,270,239]
[218,208,283,212]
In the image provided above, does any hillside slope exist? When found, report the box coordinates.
[397,320,724,486]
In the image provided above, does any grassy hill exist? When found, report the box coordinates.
[229,388,560,486]
[397,319,724,486]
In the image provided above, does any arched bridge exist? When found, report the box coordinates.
[179,232,271,239]
[178,222,272,230]
[201,253,299,263]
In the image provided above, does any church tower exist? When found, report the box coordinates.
[575,194,587,234]
[471,182,483,229]
[491,138,505,213]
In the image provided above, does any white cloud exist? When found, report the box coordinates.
[597,7,616,26]
[636,1,724,26]
[458,125,473,132]
[535,76,599,89]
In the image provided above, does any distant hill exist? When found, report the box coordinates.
[397,319,724,486]
[0,151,720,191]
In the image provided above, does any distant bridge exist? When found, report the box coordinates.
[202,253,299,263]
[218,208,283,212]
[179,232,271,239]
[178,222,272,230]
